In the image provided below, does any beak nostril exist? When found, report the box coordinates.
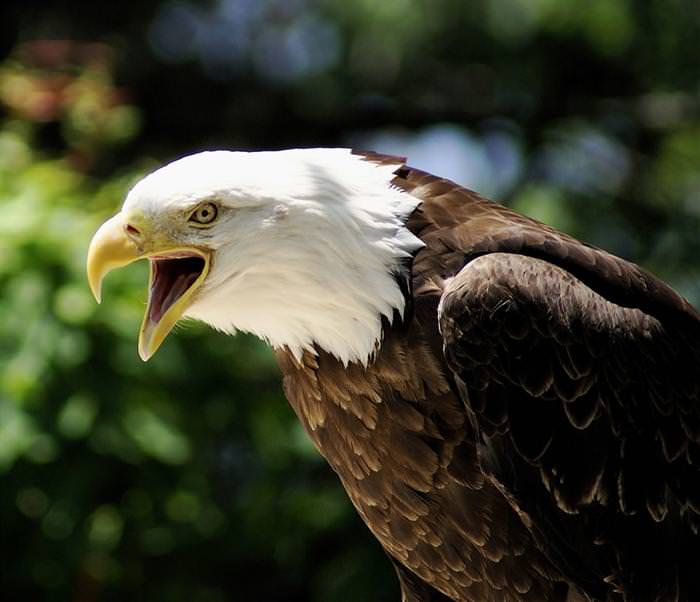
[125,223,141,237]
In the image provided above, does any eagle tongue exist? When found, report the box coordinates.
[148,257,203,323]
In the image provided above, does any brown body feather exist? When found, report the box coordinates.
[275,153,700,602]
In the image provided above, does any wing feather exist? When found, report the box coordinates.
[439,252,700,600]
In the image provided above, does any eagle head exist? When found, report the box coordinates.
[87,149,423,364]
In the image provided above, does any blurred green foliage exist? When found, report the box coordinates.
[1,1,699,601]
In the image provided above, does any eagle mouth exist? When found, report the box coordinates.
[138,247,211,361]
[148,254,207,323]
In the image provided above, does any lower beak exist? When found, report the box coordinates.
[86,212,211,360]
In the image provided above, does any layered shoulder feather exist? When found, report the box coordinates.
[383,155,700,601]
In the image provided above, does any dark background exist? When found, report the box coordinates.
[1,1,699,601]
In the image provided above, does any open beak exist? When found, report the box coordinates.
[87,213,211,361]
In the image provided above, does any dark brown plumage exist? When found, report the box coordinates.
[275,153,700,602]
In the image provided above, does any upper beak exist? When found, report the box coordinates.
[87,213,142,303]
[87,212,210,361]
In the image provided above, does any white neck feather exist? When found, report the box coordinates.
[183,149,424,365]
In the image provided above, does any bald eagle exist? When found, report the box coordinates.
[87,149,699,602]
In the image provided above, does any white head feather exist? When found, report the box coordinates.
[123,148,424,365]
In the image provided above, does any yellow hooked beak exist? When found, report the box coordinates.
[87,212,211,361]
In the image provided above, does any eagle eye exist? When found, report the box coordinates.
[189,202,218,226]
